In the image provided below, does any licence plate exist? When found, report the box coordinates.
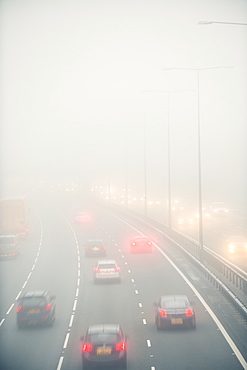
[93,248,99,251]
[171,318,183,325]
[28,309,40,314]
[97,346,112,355]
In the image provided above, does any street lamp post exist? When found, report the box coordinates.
[198,20,247,26]
[143,89,193,229]
[163,66,231,261]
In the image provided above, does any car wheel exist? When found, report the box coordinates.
[82,360,91,369]
[191,318,196,329]
[155,316,162,330]
[17,321,24,329]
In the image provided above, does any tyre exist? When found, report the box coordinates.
[82,359,91,369]
[191,318,196,329]
[155,315,162,330]
[120,354,127,369]
[17,321,24,329]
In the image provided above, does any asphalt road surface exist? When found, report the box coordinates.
[0,196,246,370]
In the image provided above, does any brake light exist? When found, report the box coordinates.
[82,343,93,352]
[186,308,193,316]
[46,304,51,311]
[116,341,126,351]
[159,309,167,317]
[16,306,22,312]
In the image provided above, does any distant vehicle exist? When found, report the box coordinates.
[80,324,127,369]
[154,295,196,330]
[227,236,247,254]
[84,239,106,257]
[0,197,30,238]
[75,212,92,224]
[195,207,210,219]
[130,236,153,253]
[0,234,19,258]
[16,290,56,328]
[177,215,194,225]
[211,202,229,214]
[93,260,121,283]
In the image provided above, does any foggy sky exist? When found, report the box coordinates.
[1,0,247,207]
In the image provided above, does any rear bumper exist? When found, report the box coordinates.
[83,351,126,365]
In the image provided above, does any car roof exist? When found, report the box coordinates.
[87,324,121,334]
[133,236,150,241]
[88,239,103,242]
[227,236,246,241]
[22,290,49,298]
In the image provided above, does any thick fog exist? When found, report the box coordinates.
[1,0,247,209]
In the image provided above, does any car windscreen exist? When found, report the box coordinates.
[21,297,46,307]
[88,333,121,345]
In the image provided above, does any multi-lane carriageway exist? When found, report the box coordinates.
[0,199,246,370]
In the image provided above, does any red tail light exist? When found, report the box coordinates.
[159,309,167,317]
[102,246,106,250]
[113,267,120,272]
[16,306,22,312]
[82,343,93,352]
[46,304,51,311]
[116,341,126,351]
[186,308,193,316]
[94,268,100,272]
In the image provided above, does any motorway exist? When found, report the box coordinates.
[0,194,246,370]
[144,205,247,271]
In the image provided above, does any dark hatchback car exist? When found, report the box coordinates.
[16,290,56,328]
[81,324,127,369]
[84,239,106,257]
[154,295,196,330]
[130,236,152,253]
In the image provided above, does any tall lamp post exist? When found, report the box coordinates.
[143,89,192,229]
[198,21,247,26]
[163,66,231,261]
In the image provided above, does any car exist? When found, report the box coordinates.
[84,239,106,257]
[75,212,92,224]
[177,215,194,225]
[130,236,153,253]
[0,234,19,258]
[93,259,121,283]
[227,236,247,254]
[16,290,56,328]
[211,202,229,214]
[81,324,127,369]
[154,295,196,330]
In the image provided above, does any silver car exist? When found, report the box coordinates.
[93,259,121,283]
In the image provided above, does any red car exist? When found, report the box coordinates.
[130,236,153,253]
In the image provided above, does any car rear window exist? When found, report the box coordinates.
[161,299,188,309]
[89,333,120,344]
[89,241,102,247]
[98,264,115,269]
[21,297,46,307]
